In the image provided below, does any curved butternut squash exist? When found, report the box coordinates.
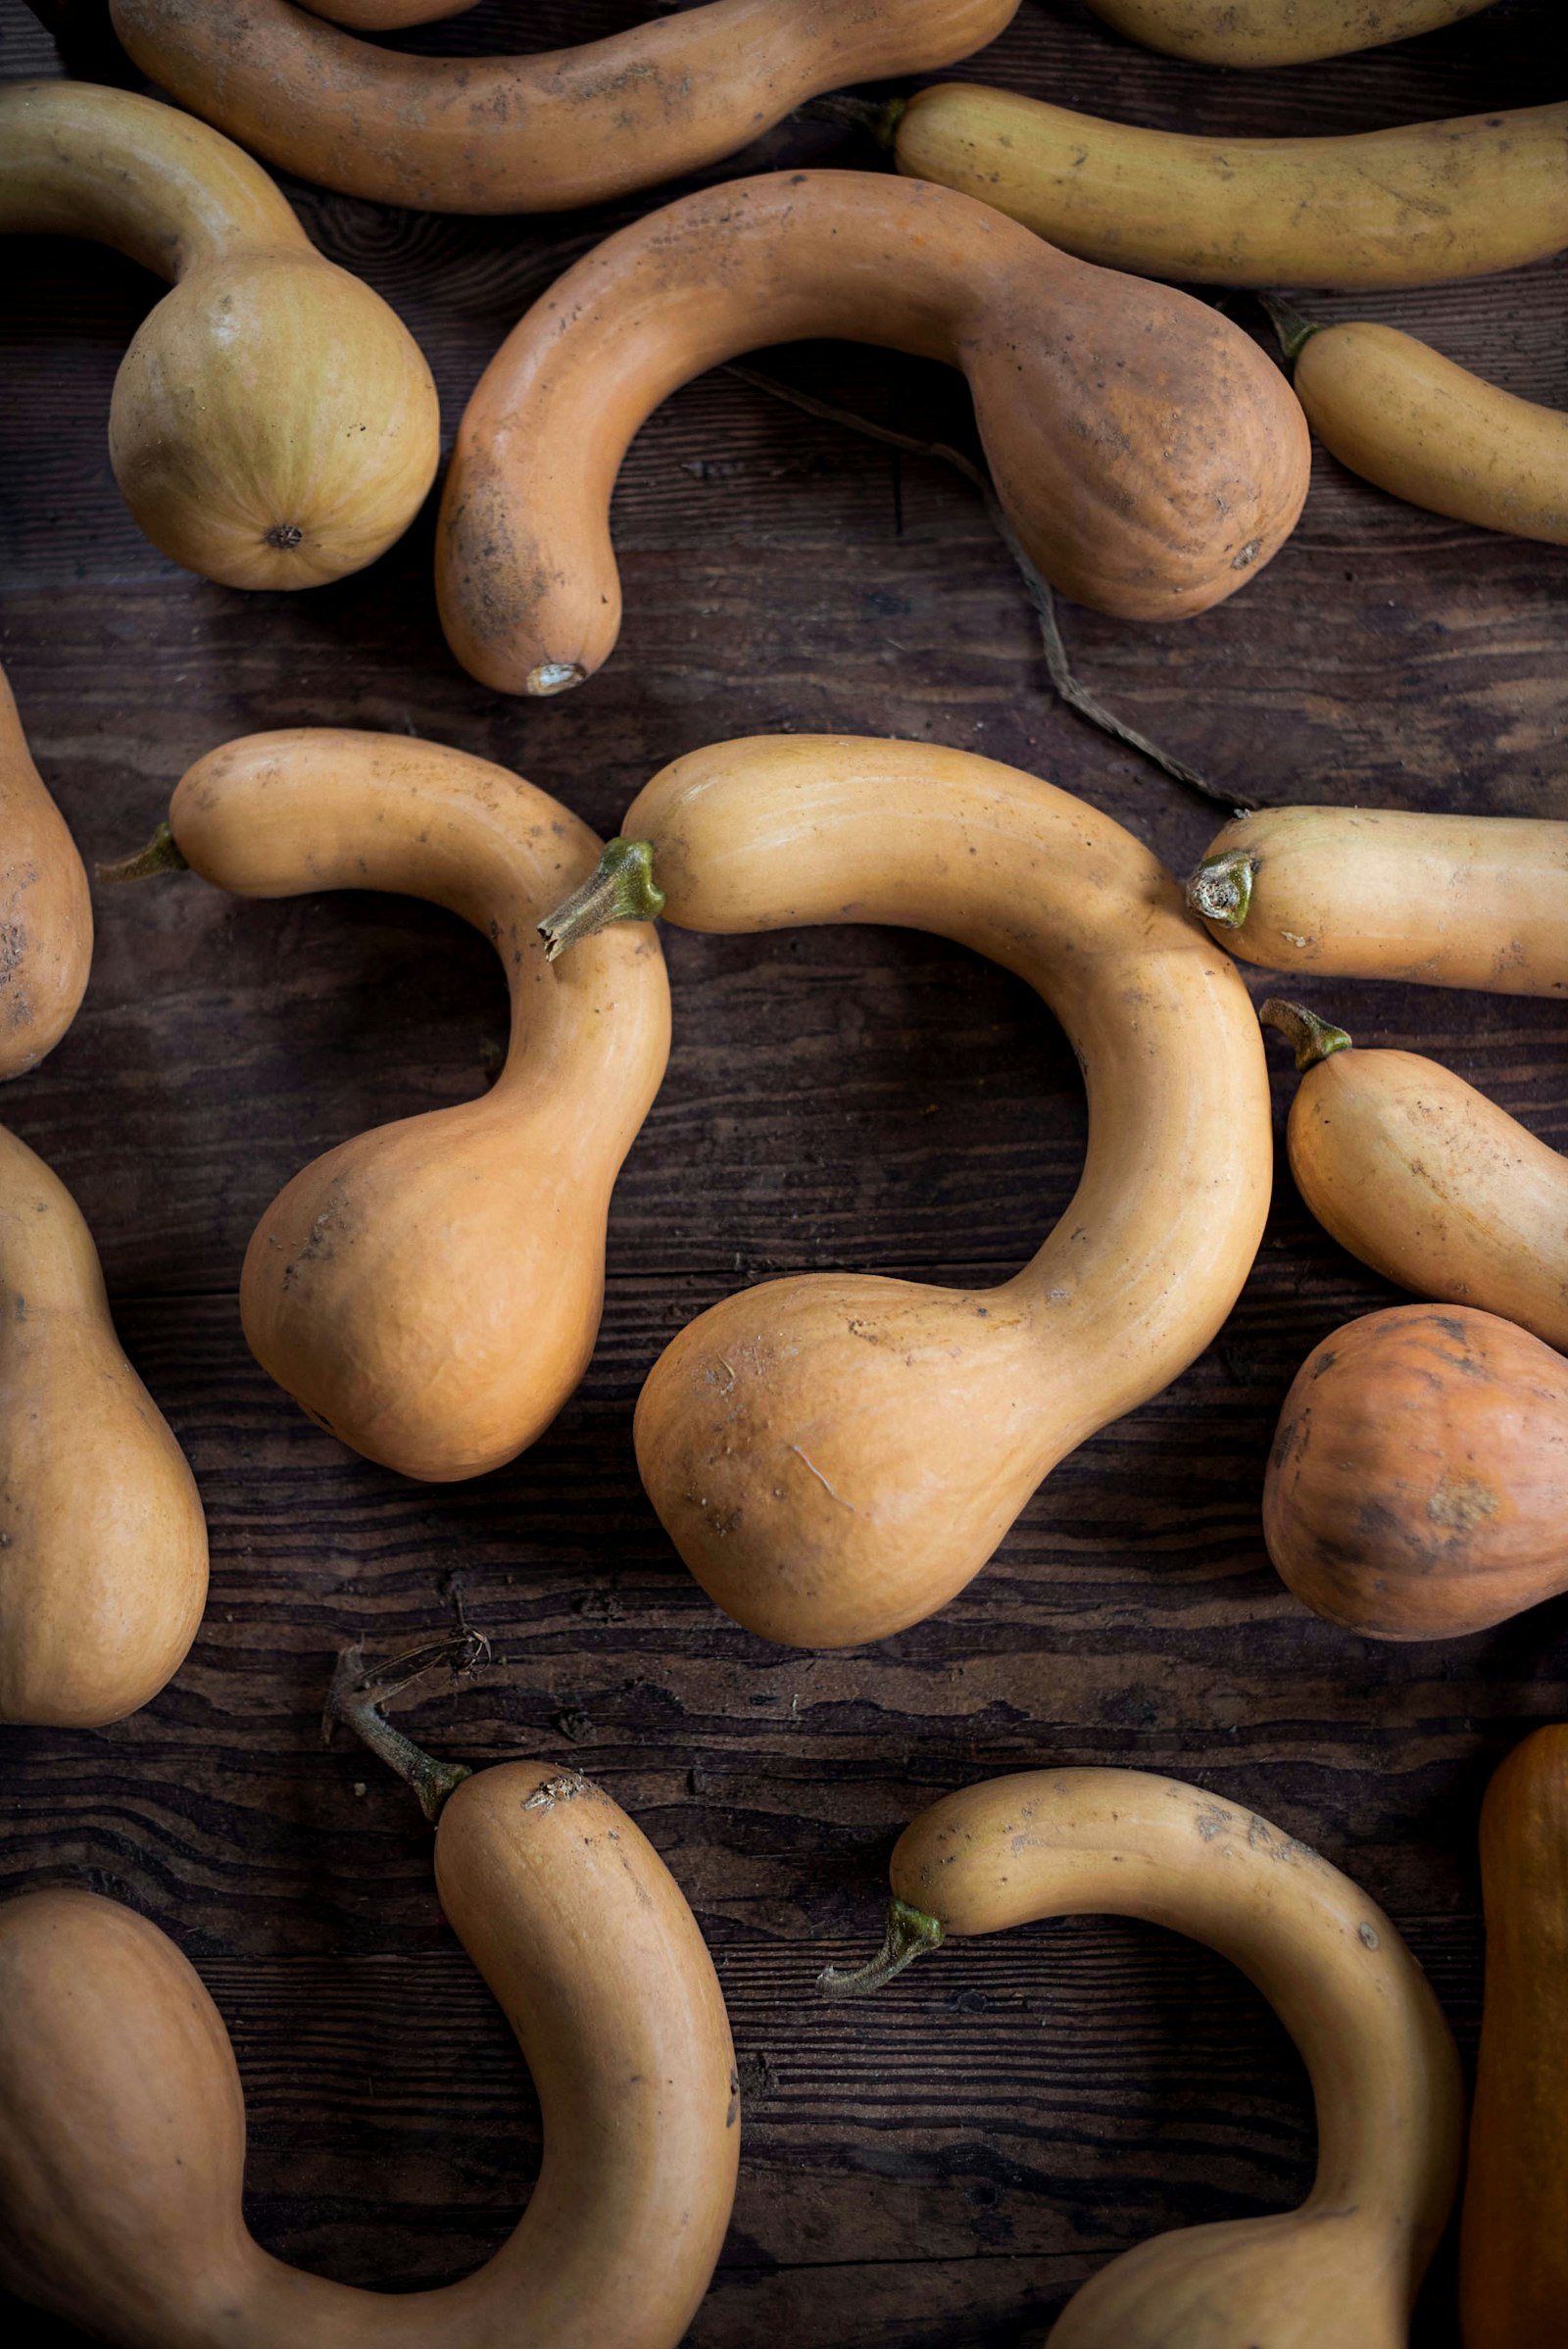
[1279,311,1568,544]
[1261,1000,1568,1353]
[302,1,472,24]
[1460,1724,1568,2347]
[543,734,1272,1648]
[0,1747,738,2346]
[0,662,90,1083]
[821,1767,1462,2347]
[150,729,670,1479]
[1188,806,1568,996]
[111,0,1019,214]
[0,1120,208,1726]
[1264,1304,1568,1639]
[0,79,439,590]
[889,85,1568,289]
[1086,0,1496,65]
[438,171,1310,695]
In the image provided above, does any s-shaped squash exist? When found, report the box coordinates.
[887,87,1568,289]
[0,79,438,590]
[0,1641,739,2349]
[542,735,1272,1648]
[0,662,90,1082]
[121,729,669,1479]
[438,171,1310,695]
[1260,999,1568,1353]
[820,1767,1463,2347]
[1188,806,1568,996]
[0,1120,208,1726]
[1085,0,1496,66]
[1460,1724,1568,2347]
[111,0,1019,213]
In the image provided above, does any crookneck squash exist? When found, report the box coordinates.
[541,733,1272,1647]
[822,1765,1463,2347]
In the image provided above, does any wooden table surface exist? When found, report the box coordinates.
[2,2,1564,2340]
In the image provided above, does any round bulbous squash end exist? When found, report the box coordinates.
[107,250,439,592]
[818,1898,946,1997]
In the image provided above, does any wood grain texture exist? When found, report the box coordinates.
[1,1,1564,2341]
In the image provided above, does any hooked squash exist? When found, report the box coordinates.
[0,662,90,1083]
[1264,1304,1568,1640]
[0,1639,738,2349]
[111,0,1019,213]
[118,728,670,1480]
[0,1120,208,1727]
[439,171,1310,693]
[821,1766,1463,2347]
[0,79,439,590]
[541,734,1272,1648]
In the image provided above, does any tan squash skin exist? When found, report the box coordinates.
[0,79,438,590]
[1188,806,1568,996]
[1264,1304,1568,1639]
[1087,0,1495,65]
[302,0,472,24]
[891,85,1568,289]
[438,172,1310,696]
[0,1122,208,1727]
[111,0,1019,214]
[0,1763,739,2349]
[847,1769,1462,2348]
[165,730,669,1479]
[1268,1007,1568,1352]
[0,663,90,1083]
[1459,1725,1568,2347]
[607,736,1273,1649]
[1292,320,1568,543]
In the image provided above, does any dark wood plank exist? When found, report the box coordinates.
[2,1,1565,2341]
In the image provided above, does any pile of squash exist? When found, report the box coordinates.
[1,1,1564,2343]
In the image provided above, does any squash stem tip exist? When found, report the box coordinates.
[1186,848,1255,929]
[526,661,587,697]
[1259,998,1352,1072]
[538,837,665,962]
[816,1897,945,1997]
[323,1634,487,1826]
[1257,293,1323,368]
[95,819,187,885]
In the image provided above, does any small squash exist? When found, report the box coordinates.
[1267,303,1568,544]
[0,662,90,1082]
[0,78,439,590]
[1264,1304,1568,1640]
[1459,1723,1568,2347]
[1188,805,1568,997]
[111,0,1019,213]
[887,86,1568,289]
[0,1640,738,2349]
[541,733,1272,1648]
[1260,999,1568,1353]
[122,728,669,1480]
[821,1766,1463,2347]
[1085,0,1497,65]
[438,170,1309,694]
[0,1119,208,1727]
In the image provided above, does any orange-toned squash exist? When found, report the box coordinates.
[0,1120,208,1726]
[0,79,438,589]
[542,734,1272,1648]
[1260,1000,1568,1353]
[1087,0,1496,64]
[0,662,90,1082]
[112,0,1019,213]
[1460,1724,1568,2347]
[439,171,1309,694]
[0,1648,738,2349]
[122,728,670,1479]
[1264,1304,1568,1640]
[1188,805,1568,996]
[822,1766,1463,2347]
